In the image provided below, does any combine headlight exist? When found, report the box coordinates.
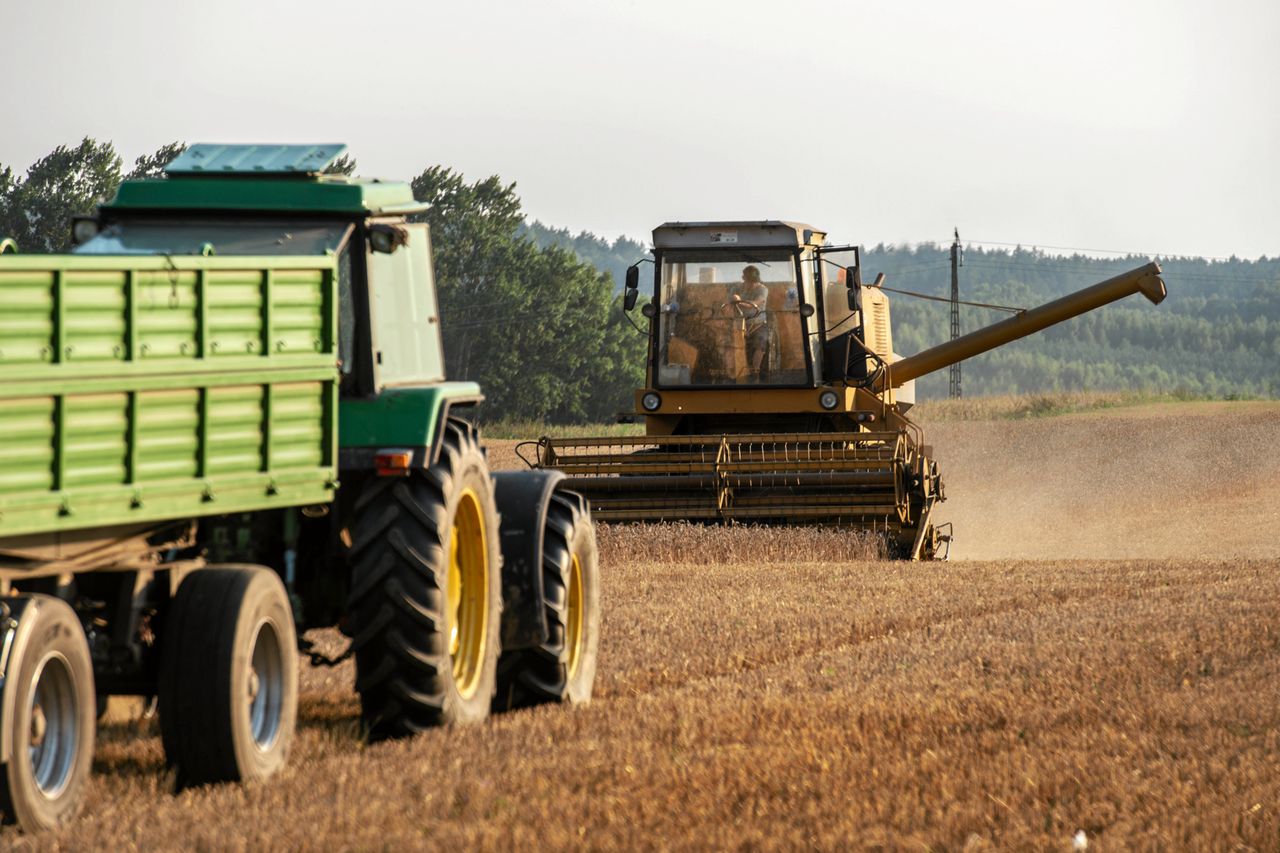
[641,392,662,412]
[819,390,840,410]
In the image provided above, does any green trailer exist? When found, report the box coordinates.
[0,144,600,832]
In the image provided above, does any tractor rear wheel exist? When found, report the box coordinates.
[158,566,298,789]
[495,490,600,710]
[348,419,502,739]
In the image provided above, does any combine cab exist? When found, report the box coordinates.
[527,220,1167,559]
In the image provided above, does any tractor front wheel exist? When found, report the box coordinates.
[495,490,600,710]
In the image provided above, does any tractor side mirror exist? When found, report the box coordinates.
[847,287,859,311]
[623,265,640,311]
[368,224,409,254]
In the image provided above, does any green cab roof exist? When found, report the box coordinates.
[104,175,429,217]
[102,143,428,217]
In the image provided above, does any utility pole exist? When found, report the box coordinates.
[949,227,963,399]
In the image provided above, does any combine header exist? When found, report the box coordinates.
[526,221,1167,559]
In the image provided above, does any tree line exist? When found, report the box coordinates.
[0,139,644,423]
[863,244,1280,399]
[520,221,647,293]
[3,139,1276,420]
[408,167,644,422]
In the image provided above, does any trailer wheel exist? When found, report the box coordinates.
[348,419,502,739]
[496,491,600,709]
[158,566,298,789]
[0,595,96,832]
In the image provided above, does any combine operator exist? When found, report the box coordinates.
[730,265,770,378]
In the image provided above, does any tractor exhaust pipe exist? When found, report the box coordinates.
[882,261,1166,389]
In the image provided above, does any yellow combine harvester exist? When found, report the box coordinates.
[523,221,1166,559]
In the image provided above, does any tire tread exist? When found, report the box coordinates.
[348,417,500,739]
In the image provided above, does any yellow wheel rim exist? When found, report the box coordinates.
[447,489,488,699]
[565,553,585,679]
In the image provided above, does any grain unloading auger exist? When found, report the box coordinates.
[524,221,1167,559]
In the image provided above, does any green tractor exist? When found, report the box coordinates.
[0,144,600,831]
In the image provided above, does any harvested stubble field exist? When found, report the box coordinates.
[9,400,1280,851]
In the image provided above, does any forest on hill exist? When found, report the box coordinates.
[3,138,1277,422]
[520,220,646,294]
[866,246,1280,399]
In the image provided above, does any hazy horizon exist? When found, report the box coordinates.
[3,0,1276,259]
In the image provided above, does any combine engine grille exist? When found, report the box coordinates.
[525,432,931,529]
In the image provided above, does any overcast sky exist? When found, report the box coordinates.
[3,0,1276,258]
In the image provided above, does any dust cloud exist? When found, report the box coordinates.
[927,402,1280,560]
[486,401,1280,562]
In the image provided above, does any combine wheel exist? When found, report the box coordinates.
[495,491,600,710]
[0,595,96,833]
[158,566,298,789]
[889,526,936,561]
[348,419,502,739]
[918,525,940,561]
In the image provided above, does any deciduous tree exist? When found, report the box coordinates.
[127,141,188,179]
[0,137,121,252]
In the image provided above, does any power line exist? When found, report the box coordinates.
[855,262,952,275]
[960,259,1274,285]
[960,238,1257,264]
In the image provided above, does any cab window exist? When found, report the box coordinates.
[655,250,810,387]
[365,223,445,387]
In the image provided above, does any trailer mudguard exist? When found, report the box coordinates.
[491,470,566,652]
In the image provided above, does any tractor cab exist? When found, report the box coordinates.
[69,143,444,399]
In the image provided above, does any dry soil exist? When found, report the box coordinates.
[8,401,1278,851]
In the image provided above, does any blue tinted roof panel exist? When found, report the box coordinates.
[165,143,348,175]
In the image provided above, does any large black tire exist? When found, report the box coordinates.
[0,595,96,832]
[495,490,600,710]
[158,566,298,789]
[348,419,502,739]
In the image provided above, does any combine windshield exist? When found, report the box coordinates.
[655,249,811,386]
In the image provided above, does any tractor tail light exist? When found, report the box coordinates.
[374,449,414,477]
